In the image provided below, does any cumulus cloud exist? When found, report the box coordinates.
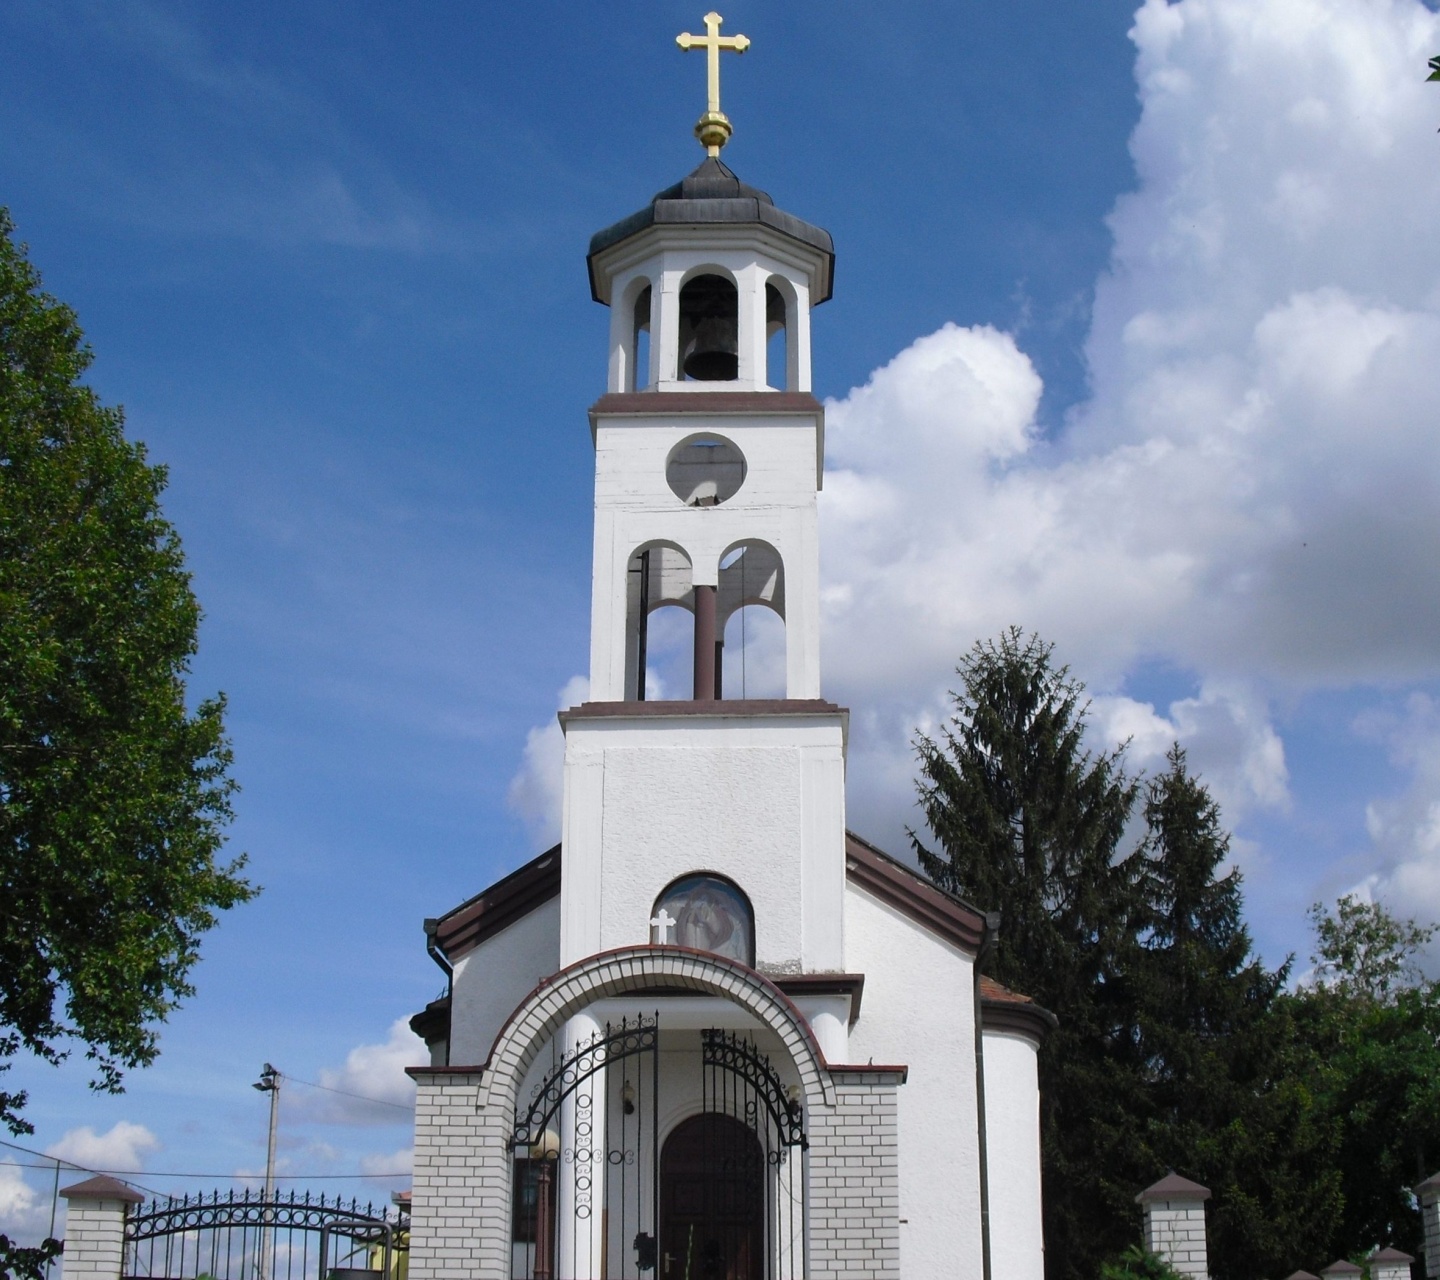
[0,1160,49,1242]
[818,0,1440,867]
[291,1019,426,1126]
[45,1122,159,1173]
[359,1146,414,1186]
[507,675,589,848]
[503,0,1440,911]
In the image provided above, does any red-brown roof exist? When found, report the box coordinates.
[1137,1172,1212,1203]
[431,844,560,963]
[60,1174,144,1204]
[844,831,989,953]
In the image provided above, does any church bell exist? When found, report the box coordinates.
[678,273,739,381]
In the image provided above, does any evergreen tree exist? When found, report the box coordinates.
[1132,748,1339,1280]
[911,628,1143,1280]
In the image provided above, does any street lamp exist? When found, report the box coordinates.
[253,1064,280,1280]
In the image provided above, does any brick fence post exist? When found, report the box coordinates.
[1417,1173,1440,1279]
[1320,1260,1362,1280]
[59,1175,143,1280]
[1136,1173,1211,1280]
[1369,1247,1415,1280]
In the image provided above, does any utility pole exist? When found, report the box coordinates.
[253,1064,281,1280]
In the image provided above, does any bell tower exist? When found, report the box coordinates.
[558,14,848,988]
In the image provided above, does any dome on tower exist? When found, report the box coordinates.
[586,157,834,304]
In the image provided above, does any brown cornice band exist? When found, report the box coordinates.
[979,996,1058,1044]
[560,698,845,725]
[590,391,823,421]
[773,973,865,1024]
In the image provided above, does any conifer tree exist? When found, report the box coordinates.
[911,628,1143,1280]
[1132,748,1339,1280]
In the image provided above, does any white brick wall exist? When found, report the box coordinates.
[59,1199,129,1280]
[409,1072,513,1280]
[808,1072,903,1280]
[1141,1202,1208,1280]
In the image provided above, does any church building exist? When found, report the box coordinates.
[405,16,1052,1280]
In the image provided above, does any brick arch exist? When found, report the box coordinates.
[478,946,835,1119]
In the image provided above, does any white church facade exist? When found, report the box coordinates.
[405,17,1052,1280]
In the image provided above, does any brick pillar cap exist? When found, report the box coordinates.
[1283,1271,1321,1280]
[1415,1172,1440,1195]
[1136,1171,1212,1203]
[60,1174,144,1204]
[1370,1249,1415,1264]
[1320,1262,1363,1276]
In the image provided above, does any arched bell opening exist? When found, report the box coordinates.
[626,542,693,701]
[678,273,739,382]
[717,541,786,700]
[765,281,790,391]
[632,284,652,391]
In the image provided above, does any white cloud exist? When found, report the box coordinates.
[0,1159,49,1241]
[45,1121,159,1172]
[507,675,588,847]
[815,0,1440,879]
[300,1018,426,1126]
[359,1146,413,1182]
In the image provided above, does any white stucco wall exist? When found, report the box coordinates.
[982,1029,1045,1280]
[447,896,561,1066]
[560,712,846,973]
[844,882,983,1280]
[589,413,823,701]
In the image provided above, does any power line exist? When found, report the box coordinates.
[280,1074,414,1113]
[2,1140,414,1180]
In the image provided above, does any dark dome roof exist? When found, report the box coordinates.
[587,158,834,304]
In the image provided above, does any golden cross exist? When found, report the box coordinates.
[676,11,750,155]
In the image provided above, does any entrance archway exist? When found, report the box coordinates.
[660,1114,764,1280]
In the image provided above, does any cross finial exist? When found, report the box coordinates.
[650,908,677,945]
[676,11,750,156]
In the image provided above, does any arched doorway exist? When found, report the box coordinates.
[660,1114,764,1280]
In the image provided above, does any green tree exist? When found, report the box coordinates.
[1131,748,1339,1279]
[0,207,254,1141]
[911,628,1144,1280]
[1287,897,1440,1260]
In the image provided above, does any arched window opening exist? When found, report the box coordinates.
[765,282,788,390]
[717,541,785,699]
[652,873,755,965]
[631,285,652,391]
[666,433,747,507]
[678,274,739,381]
[626,543,693,700]
[721,605,786,700]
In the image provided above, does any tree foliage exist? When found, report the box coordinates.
[1286,897,1440,1260]
[913,630,1327,1280]
[0,208,254,1137]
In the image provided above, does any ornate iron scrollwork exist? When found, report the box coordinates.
[700,1027,807,1147]
[511,1014,659,1150]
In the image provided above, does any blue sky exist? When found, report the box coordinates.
[3,0,1440,1238]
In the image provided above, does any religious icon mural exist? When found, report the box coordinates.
[653,874,754,966]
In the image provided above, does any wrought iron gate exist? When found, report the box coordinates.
[508,1017,807,1280]
[123,1188,407,1280]
[510,1014,660,1280]
[696,1029,806,1280]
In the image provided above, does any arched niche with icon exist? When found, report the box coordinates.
[650,873,755,966]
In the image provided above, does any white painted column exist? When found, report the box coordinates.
[1369,1248,1416,1280]
[59,1176,143,1280]
[1417,1173,1440,1279]
[556,1011,606,1279]
[734,262,765,388]
[1137,1173,1211,1280]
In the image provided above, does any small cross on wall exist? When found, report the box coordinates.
[650,908,677,945]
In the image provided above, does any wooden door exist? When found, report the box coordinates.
[659,1114,764,1280]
